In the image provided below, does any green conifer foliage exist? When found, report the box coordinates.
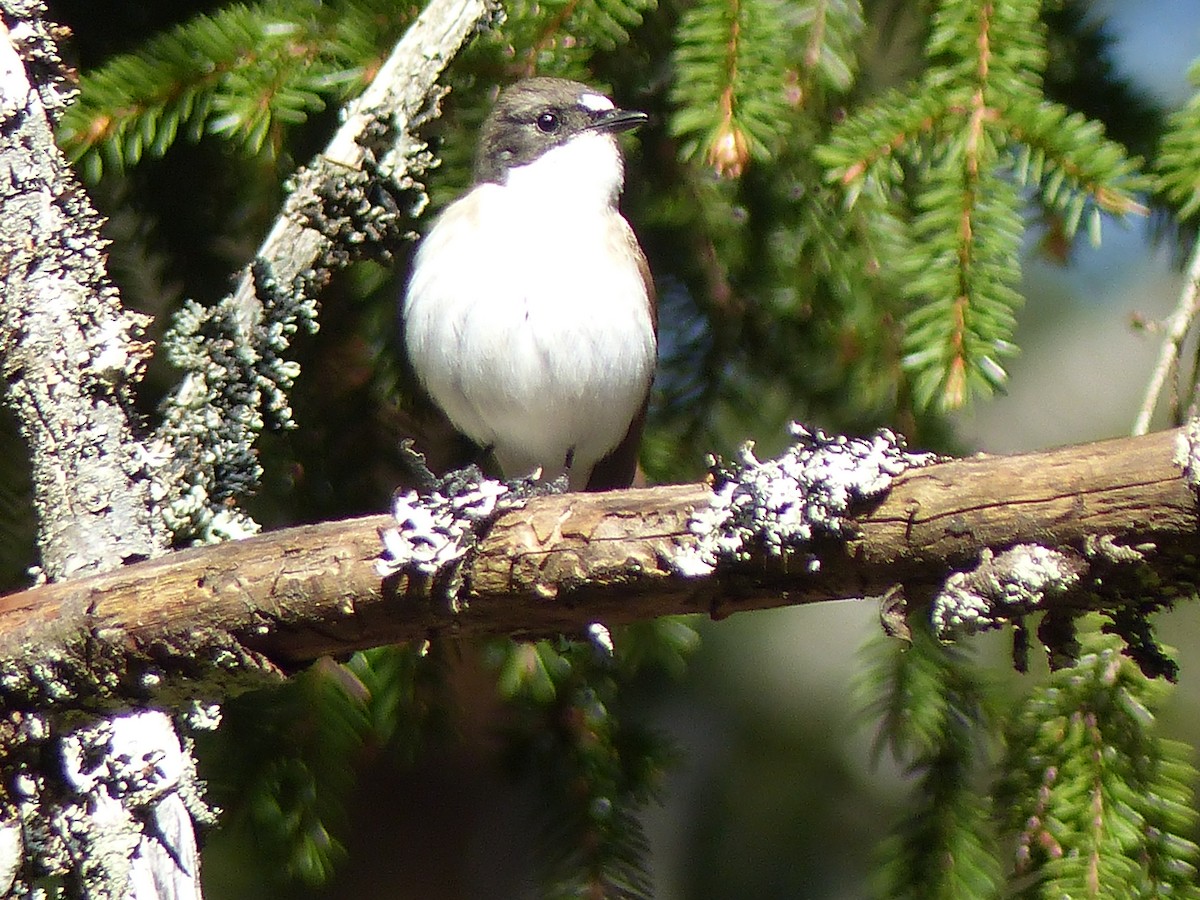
[198,646,448,890]
[998,629,1200,898]
[863,625,1004,899]
[818,0,1147,410]
[59,0,415,179]
[1158,59,1200,220]
[491,631,690,900]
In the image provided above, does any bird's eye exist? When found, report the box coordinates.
[536,112,560,133]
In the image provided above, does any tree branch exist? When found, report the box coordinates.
[154,0,499,541]
[0,2,498,896]
[0,428,1193,679]
[1132,230,1200,436]
[0,4,192,896]
[0,1,166,578]
[223,0,497,335]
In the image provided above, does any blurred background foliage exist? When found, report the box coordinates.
[13,0,1200,895]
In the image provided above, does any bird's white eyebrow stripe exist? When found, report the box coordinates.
[579,93,615,112]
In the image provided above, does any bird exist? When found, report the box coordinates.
[402,77,656,491]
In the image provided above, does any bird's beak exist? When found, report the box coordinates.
[589,108,649,134]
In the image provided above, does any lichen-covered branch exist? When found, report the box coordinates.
[1,709,218,900]
[0,1,167,579]
[0,4,194,896]
[0,1,499,896]
[153,0,499,542]
[0,427,1193,687]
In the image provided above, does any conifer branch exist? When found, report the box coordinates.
[1157,57,1200,219]
[58,0,420,177]
[867,627,1004,897]
[670,0,792,175]
[795,0,862,96]
[0,427,1195,692]
[522,0,583,73]
[998,631,1200,895]
[820,0,1147,411]
[1007,99,1149,226]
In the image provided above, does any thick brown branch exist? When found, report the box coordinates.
[0,428,1194,675]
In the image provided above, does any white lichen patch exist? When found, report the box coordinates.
[375,460,566,607]
[155,262,320,543]
[182,701,223,732]
[0,820,21,896]
[587,622,615,656]
[377,477,515,578]
[62,712,184,803]
[86,315,152,385]
[1083,533,1152,564]
[931,544,1085,636]
[13,710,212,899]
[1174,418,1200,491]
[673,424,937,576]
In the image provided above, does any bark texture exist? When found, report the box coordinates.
[0,3,165,579]
[0,428,1192,675]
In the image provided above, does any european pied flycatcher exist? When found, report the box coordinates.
[402,77,656,491]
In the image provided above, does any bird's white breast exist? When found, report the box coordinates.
[403,135,655,487]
